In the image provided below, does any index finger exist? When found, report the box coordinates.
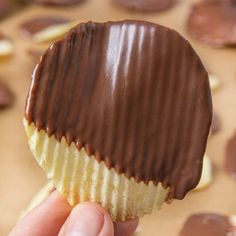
[9,191,72,236]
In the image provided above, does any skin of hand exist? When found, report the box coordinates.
[9,191,139,236]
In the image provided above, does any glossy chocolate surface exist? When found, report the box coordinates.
[20,17,70,37]
[187,1,236,47]
[25,21,212,199]
[179,213,235,236]
[114,0,175,12]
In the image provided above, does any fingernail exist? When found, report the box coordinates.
[64,203,105,236]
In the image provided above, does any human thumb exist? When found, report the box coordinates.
[59,202,114,236]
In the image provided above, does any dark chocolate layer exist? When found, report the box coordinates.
[20,17,70,38]
[114,0,175,12]
[225,133,236,180]
[187,1,236,47]
[25,21,212,199]
[179,213,235,236]
[33,0,84,6]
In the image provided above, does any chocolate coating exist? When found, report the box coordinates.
[25,21,212,199]
[179,213,235,236]
[20,17,70,38]
[114,0,175,12]
[225,133,236,180]
[187,1,236,47]
[33,0,84,6]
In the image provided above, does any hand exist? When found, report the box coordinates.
[9,191,139,236]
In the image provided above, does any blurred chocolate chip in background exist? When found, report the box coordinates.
[210,112,221,136]
[187,0,236,47]
[0,0,28,20]
[32,0,85,6]
[114,0,176,12]
[225,133,236,180]
[0,82,14,109]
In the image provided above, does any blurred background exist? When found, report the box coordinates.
[0,0,236,235]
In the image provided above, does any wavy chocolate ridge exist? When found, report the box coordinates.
[25,21,212,199]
